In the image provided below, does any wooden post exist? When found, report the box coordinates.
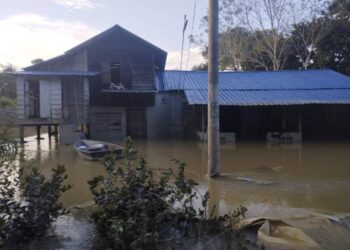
[298,108,302,134]
[208,0,220,177]
[53,125,58,135]
[36,125,41,140]
[19,126,25,143]
[48,125,52,140]
[87,123,91,138]
[54,125,59,143]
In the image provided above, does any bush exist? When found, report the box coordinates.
[0,130,71,247]
[89,138,249,249]
[0,96,15,107]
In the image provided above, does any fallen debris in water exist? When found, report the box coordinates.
[235,176,275,185]
[236,217,320,250]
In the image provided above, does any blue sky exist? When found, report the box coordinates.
[0,0,207,69]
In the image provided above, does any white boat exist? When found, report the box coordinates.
[74,139,123,161]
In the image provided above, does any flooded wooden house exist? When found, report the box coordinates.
[156,70,350,142]
[14,25,350,143]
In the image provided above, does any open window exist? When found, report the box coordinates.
[110,62,121,84]
[101,61,122,85]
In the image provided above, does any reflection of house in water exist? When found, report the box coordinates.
[13,25,350,144]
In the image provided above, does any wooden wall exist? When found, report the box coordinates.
[62,77,89,124]
[27,50,88,72]
[88,49,155,90]
[89,106,126,139]
[16,77,28,120]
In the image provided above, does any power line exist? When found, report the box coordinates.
[179,15,188,71]
[185,0,198,71]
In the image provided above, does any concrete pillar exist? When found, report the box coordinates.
[208,0,220,177]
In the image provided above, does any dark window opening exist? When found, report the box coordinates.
[28,80,40,118]
[110,62,121,84]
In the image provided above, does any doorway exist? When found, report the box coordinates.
[126,108,147,138]
[28,80,40,118]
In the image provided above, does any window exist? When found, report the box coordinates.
[101,61,122,84]
[95,113,121,132]
[110,62,121,84]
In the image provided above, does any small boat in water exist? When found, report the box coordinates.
[74,139,123,161]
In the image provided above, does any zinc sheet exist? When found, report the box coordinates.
[155,69,350,106]
[185,89,350,106]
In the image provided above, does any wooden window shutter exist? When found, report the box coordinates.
[100,61,111,84]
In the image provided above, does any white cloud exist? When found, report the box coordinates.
[0,14,97,68]
[53,0,100,10]
[166,47,205,70]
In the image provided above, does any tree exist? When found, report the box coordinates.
[288,0,330,69]
[31,58,44,65]
[0,64,16,99]
[194,0,331,72]
[219,27,253,70]
[218,0,295,71]
[315,0,350,75]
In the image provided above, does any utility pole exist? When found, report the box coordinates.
[208,0,220,177]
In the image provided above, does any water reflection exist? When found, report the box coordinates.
[19,135,350,215]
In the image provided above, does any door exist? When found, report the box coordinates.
[127,108,147,138]
[40,80,51,118]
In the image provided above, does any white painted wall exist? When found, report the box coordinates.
[40,80,51,118]
[39,79,62,119]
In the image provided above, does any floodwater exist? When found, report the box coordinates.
[21,134,350,214]
[19,134,350,249]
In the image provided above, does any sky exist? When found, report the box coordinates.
[0,0,207,70]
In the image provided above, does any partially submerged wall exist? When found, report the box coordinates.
[146,92,186,138]
[89,106,126,140]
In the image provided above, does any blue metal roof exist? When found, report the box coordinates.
[185,89,350,105]
[156,69,350,105]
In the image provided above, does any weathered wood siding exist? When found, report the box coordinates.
[89,106,126,139]
[86,30,159,95]
[132,63,154,90]
[89,50,155,89]
[16,77,28,120]
[27,50,88,72]
[62,78,89,124]
[83,78,90,122]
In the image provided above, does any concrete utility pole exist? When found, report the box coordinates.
[208,0,220,177]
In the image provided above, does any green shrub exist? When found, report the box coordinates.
[89,138,249,249]
[0,131,71,247]
[0,96,15,107]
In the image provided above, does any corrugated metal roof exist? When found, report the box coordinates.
[156,69,350,106]
[14,71,100,77]
[185,89,350,105]
[156,69,350,91]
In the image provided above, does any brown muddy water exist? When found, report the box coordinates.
[19,134,350,249]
